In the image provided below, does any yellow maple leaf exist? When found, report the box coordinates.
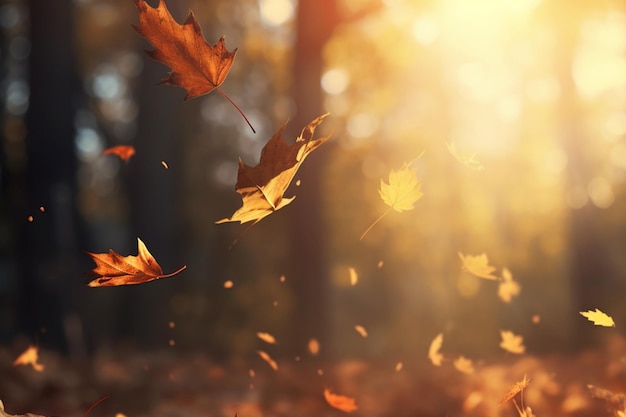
[498,267,521,303]
[446,142,485,171]
[453,355,475,374]
[500,330,525,354]
[580,308,615,327]
[13,346,44,372]
[360,158,423,240]
[459,252,499,280]
[428,333,444,366]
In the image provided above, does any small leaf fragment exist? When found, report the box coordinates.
[256,332,277,344]
[348,267,358,286]
[103,145,135,161]
[453,356,475,374]
[257,350,278,370]
[324,388,358,413]
[354,325,368,338]
[13,346,44,372]
[580,308,615,327]
[428,333,444,366]
[498,267,521,303]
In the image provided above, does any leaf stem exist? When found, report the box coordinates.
[216,87,256,133]
[84,395,110,417]
[360,207,392,241]
[160,265,187,279]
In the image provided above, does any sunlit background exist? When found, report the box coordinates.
[1,0,626,414]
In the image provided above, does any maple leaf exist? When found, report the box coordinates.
[459,252,499,280]
[360,157,424,240]
[324,388,358,413]
[133,0,254,132]
[216,114,331,229]
[580,308,615,327]
[86,238,186,287]
[454,355,475,374]
[500,330,526,354]
[498,267,521,303]
[103,145,135,161]
[499,375,530,406]
[13,346,44,372]
[428,333,444,366]
[446,142,484,171]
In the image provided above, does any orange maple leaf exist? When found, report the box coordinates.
[453,355,475,374]
[103,145,135,161]
[133,0,254,132]
[324,388,358,413]
[13,346,44,372]
[216,114,331,229]
[86,238,186,287]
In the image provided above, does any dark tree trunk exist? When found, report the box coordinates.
[15,0,83,352]
[286,0,341,356]
[124,2,185,346]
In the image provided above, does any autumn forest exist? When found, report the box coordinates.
[2,0,626,416]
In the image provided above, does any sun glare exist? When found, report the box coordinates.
[258,0,295,27]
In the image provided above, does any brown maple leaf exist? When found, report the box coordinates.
[87,238,186,287]
[133,0,254,132]
[216,114,331,226]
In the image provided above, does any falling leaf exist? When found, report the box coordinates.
[308,338,320,355]
[500,330,526,354]
[86,237,186,287]
[27,216,33,223]
[361,159,423,240]
[446,142,484,171]
[216,114,331,226]
[257,350,278,370]
[103,145,135,161]
[256,332,277,344]
[459,252,498,280]
[39,206,45,213]
[428,333,444,366]
[498,267,521,303]
[324,388,358,413]
[133,0,254,132]
[223,280,234,288]
[580,308,615,327]
[377,260,384,268]
[499,375,531,406]
[0,400,47,417]
[349,267,358,286]
[13,346,44,372]
[161,160,169,169]
[354,325,368,338]
[454,356,475,374]
[395,362,403,371]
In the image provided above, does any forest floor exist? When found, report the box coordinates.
[2,336,626,417]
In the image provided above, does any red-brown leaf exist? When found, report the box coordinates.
[103,145,135,161]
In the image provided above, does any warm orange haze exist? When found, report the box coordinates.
[1,0,626,415]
